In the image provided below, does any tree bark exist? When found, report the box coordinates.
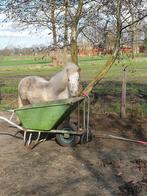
[129,3,135,59]
[114,0,122,54]
[71,24,78,64]
[64,0,68,47]
[51,0,57,48]
[70,0,83,65]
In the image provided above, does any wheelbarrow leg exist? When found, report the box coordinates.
[30,132,49,150]
[43,133,50,142]
[23,131,32,147]
[24,131,27,146]
[39,132,49,143]
[27,133,32,146]
[35,132,41,144]
[9,111,15,121]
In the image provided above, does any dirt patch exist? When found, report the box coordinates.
[0,111,147,196]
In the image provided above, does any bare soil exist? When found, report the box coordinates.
[0,110,147,196]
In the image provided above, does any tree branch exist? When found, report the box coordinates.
[121,13,147,31]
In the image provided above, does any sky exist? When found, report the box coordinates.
[0,14,51,49]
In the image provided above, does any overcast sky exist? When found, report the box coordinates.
[0,14,51,49]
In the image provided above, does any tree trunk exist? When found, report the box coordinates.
[114,0,122,54]
[131,29,135,59]
[70,0,83,65]
[51,0,57,48]
[129,4,135,59]
[64,0,68,47]
[102,20,109,50]
[71,24,78,64]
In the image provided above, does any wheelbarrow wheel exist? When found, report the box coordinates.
[56,126,80,147]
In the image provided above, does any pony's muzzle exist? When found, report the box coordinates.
[70,90,79,97]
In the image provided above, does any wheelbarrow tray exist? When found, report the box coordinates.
[15,97,84,131]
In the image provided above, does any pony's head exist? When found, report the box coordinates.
[66,63,80,96]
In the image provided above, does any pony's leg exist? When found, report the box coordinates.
[16,96,23,125]
[18,96,30,107]
[18,95,24,108]
[17,96,29,125]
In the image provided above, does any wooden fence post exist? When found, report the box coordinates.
[120,68,127,118]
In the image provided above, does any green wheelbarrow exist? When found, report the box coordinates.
[0,96,92,147]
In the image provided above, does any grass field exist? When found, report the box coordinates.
[0,54,147,115]
[0,54,147,80]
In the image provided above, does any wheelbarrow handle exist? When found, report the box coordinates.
[0,116,24,131]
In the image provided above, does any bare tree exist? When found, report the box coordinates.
[82,0,147,94]
[67,0,105,63]
[63,0,69,47]
[2,0,147,65]
[67,0,84,64]
[3,0,60,48]
[81,9,110,49]
[3,0,105,64]
[80,0,147,53]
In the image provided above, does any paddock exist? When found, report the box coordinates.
[0,110,147,195]
[0,55,147,195]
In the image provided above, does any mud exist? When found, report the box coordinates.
[0,111,147,196]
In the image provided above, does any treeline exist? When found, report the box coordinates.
[1,0,147,63]
[0,46,49,56]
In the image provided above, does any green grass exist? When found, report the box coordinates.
[0,86,17,94]
[0,54,147,115]
[0,55,51,66]
[1,54,147,82]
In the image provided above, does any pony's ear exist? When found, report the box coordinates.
[66,67,69,73]
[78,67,81,72]
[66,68,70,77]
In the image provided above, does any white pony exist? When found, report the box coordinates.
[18,63,80,107]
